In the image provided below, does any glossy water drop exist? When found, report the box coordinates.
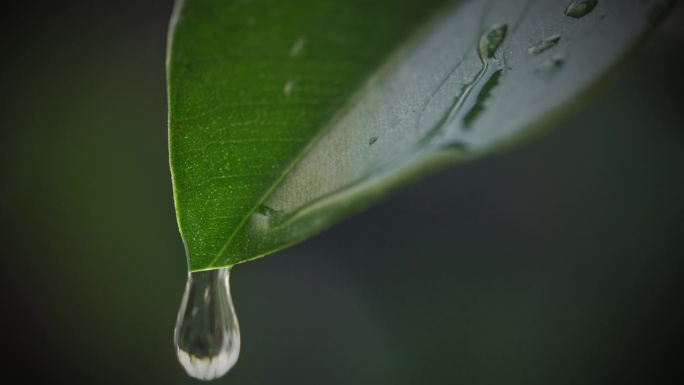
[565,0,599,18]
[255,203,277,217]
[528,35,561,55]
[174,267,240,381]
[417,23,508,146]
[478,24,507,60]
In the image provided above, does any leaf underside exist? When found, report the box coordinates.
[168,0,671,271]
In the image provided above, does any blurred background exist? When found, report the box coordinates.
[1,1,683,384]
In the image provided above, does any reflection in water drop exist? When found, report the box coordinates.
[565,0,599,18]
[175,267,240,381]
[528,35,561,55]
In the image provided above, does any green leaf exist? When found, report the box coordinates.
[168,0,671,271]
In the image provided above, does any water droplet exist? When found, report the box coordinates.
[289,36,308,58]
[175,267,240,380]
[255,203,277,217]
[369,137,378,145]
[418,24,507,144]
[527,34,561,55]
[283,80,295,97]
[478,24,507,61]
[251,204,284,229]
[565,0,599,18]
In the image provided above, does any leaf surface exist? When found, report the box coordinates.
[168,0,671,270]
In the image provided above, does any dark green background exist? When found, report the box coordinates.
[2,1,682,383]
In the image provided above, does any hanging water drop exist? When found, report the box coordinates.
[174,267,240,381]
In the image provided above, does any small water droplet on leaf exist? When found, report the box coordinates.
[283,80,295,97]
[289,36,308,58]
[255,204,277,217]
[565,0,599,18]
[420,23,507,143]
[478,24,508,60]
[528,35,561,55]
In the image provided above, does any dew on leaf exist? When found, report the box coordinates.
[478,24,508,60]
[528,34,561,55]
[289,36,308,58]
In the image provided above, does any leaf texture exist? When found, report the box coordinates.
[168,0,671,270]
